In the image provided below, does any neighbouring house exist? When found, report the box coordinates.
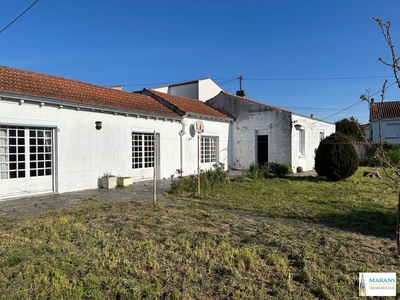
[369,99,400,143]
[147,79,336,171]
[0,66,230,199]
[151,78,222,102]
[206,91,335,171]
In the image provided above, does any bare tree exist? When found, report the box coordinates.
[360,17,400,253]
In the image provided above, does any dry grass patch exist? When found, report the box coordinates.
[0,198,399,299]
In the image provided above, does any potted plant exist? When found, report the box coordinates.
[101,173,117,189]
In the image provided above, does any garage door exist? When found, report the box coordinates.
[0,126,54,199]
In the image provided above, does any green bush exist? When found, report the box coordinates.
[315,132,359,181]
[170,163,229,195]
[245,162,262,179]
[269,162,293,177]
[382,141,400,165]
[244,162,293,179]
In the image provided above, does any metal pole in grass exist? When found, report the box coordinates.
[197,134,201,197]
[153,131,157,206]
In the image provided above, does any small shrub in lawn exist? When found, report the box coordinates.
[269,162,293,177]
[244,162,293,179]
[245,162,262,179]
[315,132,358,181]
[170,162,229,195]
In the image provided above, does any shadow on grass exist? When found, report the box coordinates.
[305,206,397,239]
[283,175,329,183]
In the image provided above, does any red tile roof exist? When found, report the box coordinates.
[370,101,400,120]
[145,89,230,120]
[0,66,179,117]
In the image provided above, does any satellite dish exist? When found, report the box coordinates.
[194,120,204,133]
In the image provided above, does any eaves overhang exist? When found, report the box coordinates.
[184,112,232,123]
[0,91,182,122]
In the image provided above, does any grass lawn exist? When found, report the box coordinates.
[0,167,399,299]
[170,167,399,236]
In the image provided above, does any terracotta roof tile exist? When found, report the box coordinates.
[0,66,179,117]
[145,89,230,119]
[370,101,400,120]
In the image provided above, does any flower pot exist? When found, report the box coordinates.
[117,177,133,187]
[101,176,117,189]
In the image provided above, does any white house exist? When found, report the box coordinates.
[206,91,335,172]
[147,78,335,171]
[369,99,400,143]
[0,66,230,199]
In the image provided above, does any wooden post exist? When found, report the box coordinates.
[153,131,157,206]
[197,134,201,197]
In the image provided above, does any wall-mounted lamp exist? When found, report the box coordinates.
[95,121,102,130]
[294,124,302,131]
[292,120,303,131]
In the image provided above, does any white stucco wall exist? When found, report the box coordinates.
[180,117,230,175]
[198,79,223,101]
[0,98,182,196]
[231,111,292,169]
[290,114,335,171]
[168,83,198,100]
[0,97,231,198]
[153,79,222,102]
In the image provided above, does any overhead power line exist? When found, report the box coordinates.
[0,0,40,34]
[245,76,390,81]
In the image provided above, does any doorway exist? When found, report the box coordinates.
[257,135,268,165]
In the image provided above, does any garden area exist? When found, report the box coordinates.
[0,163,399,299]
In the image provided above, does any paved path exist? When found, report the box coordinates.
[0,179,177,218]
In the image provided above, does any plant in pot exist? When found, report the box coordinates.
[101,173,117,189]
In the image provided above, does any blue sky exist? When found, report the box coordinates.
[1,1,400,124]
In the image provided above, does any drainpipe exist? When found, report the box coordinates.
[178,121,186,175]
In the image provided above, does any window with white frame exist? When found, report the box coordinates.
[201,136,218,163]
[0,126,53,179]
[299,129,305,155]
[132,133,154,169]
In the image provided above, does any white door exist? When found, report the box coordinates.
[0,126,54,199]
[131,132,156,180]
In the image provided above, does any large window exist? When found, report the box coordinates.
[0,126,52,180]
[299,129,305,155]
[201,136,218,163]
[132,133,154,169]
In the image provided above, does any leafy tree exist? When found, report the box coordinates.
[335,117,364,141]
[315,132,359,181]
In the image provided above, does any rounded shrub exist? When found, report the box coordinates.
[315,132,359,181]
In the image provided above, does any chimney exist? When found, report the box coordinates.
[236,90,246,97]
[236,75,246,97]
